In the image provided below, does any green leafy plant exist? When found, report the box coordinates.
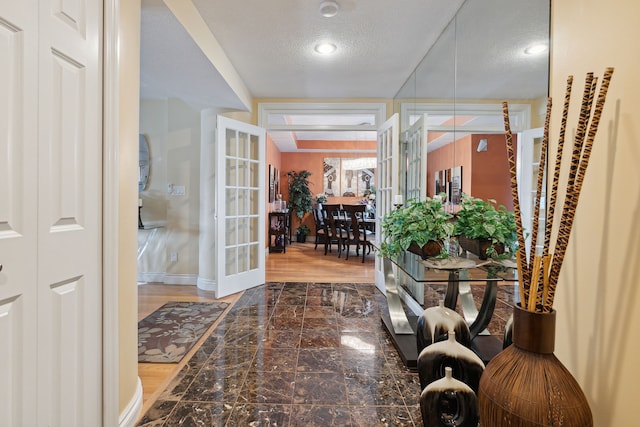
[453,193,518,257]
[287,170,314,237]
[295,224,311,236]
[379,198,454,259]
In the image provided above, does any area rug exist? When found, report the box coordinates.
[138,301,229,363]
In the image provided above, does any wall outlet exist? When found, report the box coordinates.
[170,252,178,262]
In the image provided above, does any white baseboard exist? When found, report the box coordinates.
[119,377,142,427]
[164,274,198,285]
[197,276,217,292]
[137,272,165,284]
[137,273,198,285]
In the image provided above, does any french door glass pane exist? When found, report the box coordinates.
[238,132,248,158]
[226,158,237,186]
[238,217,249,244]
[225,247,236,275]
[238,189,249,214]
[250,134,259,160]
[226,189,236,216]
[250,189,259,215]
[249,243,259,269]
[226,129,236,157]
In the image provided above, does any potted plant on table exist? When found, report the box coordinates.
[287,170,314,243]
[379,197,454,260]
[453,193,518,259]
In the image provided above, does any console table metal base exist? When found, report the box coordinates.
[381,312,418,371]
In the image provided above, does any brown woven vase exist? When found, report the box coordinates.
[478,305,592,426]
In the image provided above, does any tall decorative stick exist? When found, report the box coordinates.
[545,68,614,311]
[544,77,573,258]
[502,101,530,306]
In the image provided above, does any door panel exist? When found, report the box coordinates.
[0,0,102,425]
[375,114,399,293]
[0,2,39,426]
[405,114,428,202]
[38,0,103,423]
[216,116,265,298]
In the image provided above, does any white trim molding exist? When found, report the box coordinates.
[103,0,120,425]
[164,274,199,285]
[197,276,217,292]
[258,102,387,130]
[118,377,143,427]
[400,102,531,132]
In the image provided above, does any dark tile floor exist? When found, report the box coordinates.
[137,281,514,426]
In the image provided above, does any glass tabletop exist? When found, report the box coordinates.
[390,249,518,284]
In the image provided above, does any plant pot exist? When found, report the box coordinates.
[296,233,307,243]
[458,235,504,260]
[408,240,443,259]
[478,305,592,426]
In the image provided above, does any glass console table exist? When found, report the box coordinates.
[380,249,518,369]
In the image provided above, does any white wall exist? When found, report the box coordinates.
[551,1,640,424]
[139,98,202,284]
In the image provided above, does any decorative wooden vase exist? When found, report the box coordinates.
[478,305,593,426]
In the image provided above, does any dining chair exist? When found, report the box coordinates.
[320,203,343,257]
[341,204,375,262]
[312,206,326,250]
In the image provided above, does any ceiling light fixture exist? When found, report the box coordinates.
[319,1,339,18]
[314,42,337,55]
[524,43,548,55]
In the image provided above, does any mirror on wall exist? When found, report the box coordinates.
[395,0,550,212]
[139,134,151,192]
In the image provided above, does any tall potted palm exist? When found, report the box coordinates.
[287,170,314,242]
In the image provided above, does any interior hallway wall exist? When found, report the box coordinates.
[138,99,202,284]
[551,1,640,424]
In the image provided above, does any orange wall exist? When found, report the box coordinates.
[427,134,516,210]
[427,138,471,199]
[470,134,516,210]
[281,151,375,234]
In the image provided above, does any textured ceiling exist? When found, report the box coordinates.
[141,0,466,109]
[140,0,550,151]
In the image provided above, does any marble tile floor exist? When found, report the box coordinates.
[137,282,423,426]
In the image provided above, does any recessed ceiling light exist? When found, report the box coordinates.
[314,42,337,55]
[524,43,548,55]
[319,1,339,18]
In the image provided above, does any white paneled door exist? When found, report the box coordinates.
[216,116,266,298]
[0,0,103,426]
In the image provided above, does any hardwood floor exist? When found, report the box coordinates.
[137,242,376,412]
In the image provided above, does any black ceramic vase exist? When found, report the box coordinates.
[420,366,479,427]
[417,330,485,392]
[417,301,471,355]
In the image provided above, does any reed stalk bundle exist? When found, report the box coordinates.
[502,67,614,314]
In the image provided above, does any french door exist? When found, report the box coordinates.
[405,113,429,202]
[0,0,103,425]
[215,116,266,298]
[375,114,400,293]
